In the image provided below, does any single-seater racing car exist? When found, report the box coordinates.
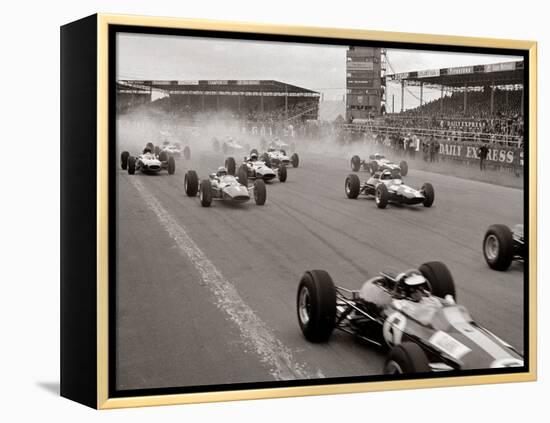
[296,262,523,374]
[351,153,408,176]
[220,137,250,155]
[235,151,287,184]
[159,140,191,159]
[345,168,433,209]
[483,224,524,271]
[184,166,266,207]
[260,147,299,169]
[120,146,175,175]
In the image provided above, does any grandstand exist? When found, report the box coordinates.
[116,79,320,123]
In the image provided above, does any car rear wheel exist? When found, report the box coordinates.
[418,261,456,300]
[345,174,360,199]
[159,150,168,162]
[127,156,136,175]
[167,156,175,175]
[297,270,336,343]
[199,179,212,207]
[421,183,434,207]
[183,146,191,160]
[384,342,430,374]
[278,165,287,182]
[483,224,514,271]
[120,151,130,170]
[184,170,199,196]
[370,161,378,175]
[253,179,266,205]
[225,157,236,175]
[291,153,299,168]
[261,153,271,168]
[237,164,249,187]
[400,160,408,176]
[375,184,389,209]
[350,155,361,172]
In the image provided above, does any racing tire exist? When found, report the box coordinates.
[297,270,336,343]
[291,153,299,168]
[237,164,249,187]
[154,146,160,156]
[167,156,176,175]
[184,170,199,196]
[183,146,191,160]
[370,161,378,175]
[120,151,130,170]
[421,183,435,207]
[225,157,236,175]
[483,224,514,271]
[400,160,409,176]
[384,342,431,375]
[375,183,389,209]
[261,153,271,168]
[159,150,168,163]
[127,156,136,175]
[345,174,360,199]
[350,155,361,172]
[278,165,287,182]
[253,179,266,205]
[199,179,212,207]
[250,148,259,157]
[419,261,456,300]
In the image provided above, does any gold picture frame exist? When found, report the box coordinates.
[61,13,537,409]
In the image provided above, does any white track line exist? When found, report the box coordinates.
[130,178,322,381]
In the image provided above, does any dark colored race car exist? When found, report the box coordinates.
[120,145,175,175]
[184,166,266,207]
[345,168,434,209]
[296,262,523,374]
[483,224,525,271]
[351,153,408,176]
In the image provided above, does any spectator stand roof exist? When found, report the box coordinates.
[117,80,320,98]
[386,60,524,89]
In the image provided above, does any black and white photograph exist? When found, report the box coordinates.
[113,29,528,394]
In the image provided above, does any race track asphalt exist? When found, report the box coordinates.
[115,147,524,391]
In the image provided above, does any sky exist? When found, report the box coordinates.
[117,33,522,109]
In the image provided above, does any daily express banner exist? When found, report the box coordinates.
[437,141,523,166]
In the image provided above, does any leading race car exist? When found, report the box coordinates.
[184,166,266,207]
[120,146,175,175]
[483,224,525,271]
[159,140,191,159]
[345,168,434,209]
[296,262,523,374]
[235,151,287,184]
[351,153,408,176]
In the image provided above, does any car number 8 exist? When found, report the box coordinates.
[383,312,407,347]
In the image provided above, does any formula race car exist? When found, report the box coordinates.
[345,169,433,209]
[483,224,525,271]
[120,146,175,175]
[261,148,299,169]
[296,262,523,374]
[220,138,250,155]
[351,153,408,176]
[236,152,287,183]
[159,140,191,159]
[184,166,266,207]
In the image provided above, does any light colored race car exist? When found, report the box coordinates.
[261,148,299,169]
[483,224,525,271]
[184,166,266,207]
[219,137,250,155]
[235,152,287,184]
[159,140,191,159]
[345,168,433,209]
[351,153,408,176]
[120,147,175,175]
[296,262,523,374]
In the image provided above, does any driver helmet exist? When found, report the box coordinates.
[216,166,228,177]
[143,147,152,154]
[250,152,258,161]
[397,270,429,302]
